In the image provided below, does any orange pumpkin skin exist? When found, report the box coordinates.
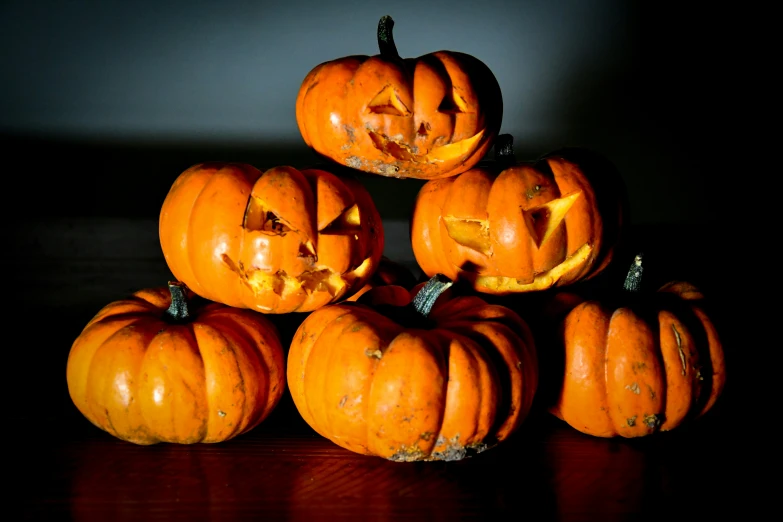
[66,282,286,445]
[545,268,726,438]
[410,137,628,294]
[295,16,502,180]
[159,162,384,313]
[287,276,539,461]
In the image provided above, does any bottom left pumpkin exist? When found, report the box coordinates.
[66,281,286,445]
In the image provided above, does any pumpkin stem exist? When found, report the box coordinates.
[494,134,515,163]
[165,281,191,322]
[623,253,644,292]
[377,15,400,59]
[411,274,453,318]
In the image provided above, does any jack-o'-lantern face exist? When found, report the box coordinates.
[159,164,384,313]
[410,138,628,294]
[295,16,502,180]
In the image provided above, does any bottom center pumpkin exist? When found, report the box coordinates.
[287,274,539,462]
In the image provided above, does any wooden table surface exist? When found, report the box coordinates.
[21,390,740,522]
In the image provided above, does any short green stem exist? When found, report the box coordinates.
[623,254,644,293]
[369,274,453,329]
[165,281,191,322]
[377,15,400,59]
[411,274,453,318]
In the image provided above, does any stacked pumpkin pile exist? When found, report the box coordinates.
[65,16,726,460]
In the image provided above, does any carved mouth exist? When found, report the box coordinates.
[367,129,484,163]
[466,243,593,293]
[222,255,374,299]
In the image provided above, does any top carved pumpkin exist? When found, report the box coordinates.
[410,135,629,294]
[295,15,503,180]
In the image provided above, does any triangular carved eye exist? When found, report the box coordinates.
[443,216,491,255]
[367,85,411,116]
[523,192,581,247]
[298,241,316,260]
[438,88,472,114]
[244,199,292,235]
[320,203,361,235]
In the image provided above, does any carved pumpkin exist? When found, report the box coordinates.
[287,274,539,462]
[66,282,286,445]
[410,134,629,294]
[295,15,503,180]
[159,163,384,313]
[542,255,727,438]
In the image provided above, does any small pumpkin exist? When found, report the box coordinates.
[295,15,503,180]
[345,255,419,302]
[66,282,286,445]
[287,274,539,462]
[159,162,384,313]
[541,254,727,438]
[410,134,629,294]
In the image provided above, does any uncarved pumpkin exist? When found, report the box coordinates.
[159,162,384,313]
[66,282,286,445]
[287,274,539,461]
[296,15,503,180]
[543,255,727,438]
[410,134,629,294]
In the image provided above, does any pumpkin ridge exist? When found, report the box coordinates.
[656,312,695,430]
[142,324,208,443]
[368,329,448,460]
[434,319,532,441]
[335,309,401,452]
[303,308,365,441]
[190,321,249,442]
[288,305,358,436]
[97,318,162,444]
[546,158,597,283]
[187,167,237,303]
[429,328,494,451]
[87,298,160,327]
[688,306,725,416]
[198,312,273,434]
[605,307,665,436]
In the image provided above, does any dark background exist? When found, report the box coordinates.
[2,0,737,429]
[1,0,722,224]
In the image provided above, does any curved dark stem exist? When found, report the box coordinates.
[377,15,400,59]
[165,281,191,322]
[411,274,453,318]
[494,134,515,163]
[623,254,644,293]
